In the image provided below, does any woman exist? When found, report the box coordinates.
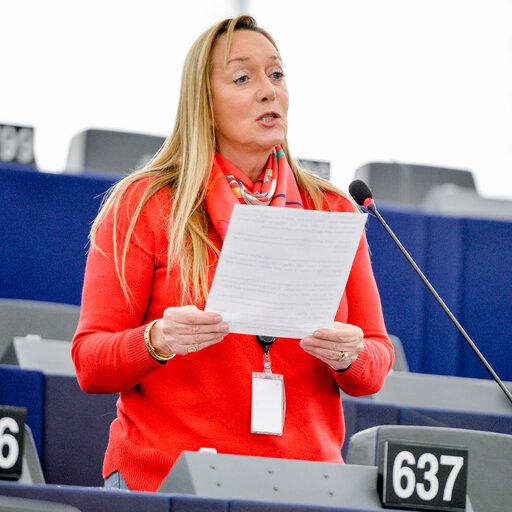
[72,15,394,492]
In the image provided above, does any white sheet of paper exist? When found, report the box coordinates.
[205,204,367,338]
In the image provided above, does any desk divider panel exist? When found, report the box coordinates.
[0,482,177,512]
[422,215,464,376]
[341,397,399,460]
[228,501,379,512]
[459,218,512,381]
[0,495,81,512]
[365,205,427,373]
[43,374,117,487]
[0,481,389,512]
[0,365,44,457]
[0,167,113,305]
[398,404,512,435]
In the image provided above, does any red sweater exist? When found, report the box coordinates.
[72,179,393,492]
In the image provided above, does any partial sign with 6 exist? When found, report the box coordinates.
[0,405,26,481]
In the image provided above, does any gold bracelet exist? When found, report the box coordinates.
[144,319,175,362]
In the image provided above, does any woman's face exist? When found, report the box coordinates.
[210,29,289,160]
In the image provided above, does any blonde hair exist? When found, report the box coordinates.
[90,15,347,307]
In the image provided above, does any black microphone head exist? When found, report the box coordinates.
[349,179,373,206]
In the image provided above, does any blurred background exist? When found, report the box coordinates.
[2,0,512,198]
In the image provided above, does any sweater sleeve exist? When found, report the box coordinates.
[71,182,168,394]
[331,231,395,395]
[323,193,394,396]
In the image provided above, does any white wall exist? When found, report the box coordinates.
[2,0,512,198]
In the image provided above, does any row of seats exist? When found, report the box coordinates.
[65,128,332,180]
[1,359,511,510]
[63,127,512,221]
[1,293,511,481]
[1,361,511,483]
[3,302,510,509]
[355,161,512,221]
[1,298,511,490]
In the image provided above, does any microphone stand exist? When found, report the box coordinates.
[365,200,512,407]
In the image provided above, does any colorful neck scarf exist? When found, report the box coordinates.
[206,145,304,240]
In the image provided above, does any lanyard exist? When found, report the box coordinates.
[252,335,284,435]
[256,335,275,352]
[256,335,276,373]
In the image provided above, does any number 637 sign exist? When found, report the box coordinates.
[380,440,468,511]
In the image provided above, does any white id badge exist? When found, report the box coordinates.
[251,372,285,435]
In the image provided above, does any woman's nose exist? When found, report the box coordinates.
[257,75,277,102]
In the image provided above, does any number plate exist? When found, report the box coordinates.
[380,440,468,511]
[0,124,35,164]
[0,405,26,481]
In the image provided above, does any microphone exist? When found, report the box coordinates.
[349,179,512,406]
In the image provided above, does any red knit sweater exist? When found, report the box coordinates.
[72,179,393,492]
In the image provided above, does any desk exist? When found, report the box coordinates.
[0,480,408,512]
[1,366,511,489]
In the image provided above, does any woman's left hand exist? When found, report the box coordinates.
[299,322,365,371]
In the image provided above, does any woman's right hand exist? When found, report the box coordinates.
[149,305,230,357]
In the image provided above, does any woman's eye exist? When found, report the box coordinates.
[234,74,250,84]
[270,71,285,81]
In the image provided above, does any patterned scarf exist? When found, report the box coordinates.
[205,145,304,240]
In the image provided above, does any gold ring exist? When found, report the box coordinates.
[336,350,348,361]
[187,345,198,353]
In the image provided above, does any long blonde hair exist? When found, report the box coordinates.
[90,15,346,307]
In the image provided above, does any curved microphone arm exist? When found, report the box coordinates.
[349,180,512,407]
